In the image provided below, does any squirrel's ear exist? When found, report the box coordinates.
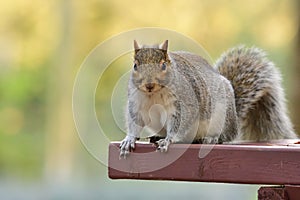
[134,40,140,52]
[160,40,168,51]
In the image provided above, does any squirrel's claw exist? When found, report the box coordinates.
[201,136,219,144]
[119,135,136,158]
[156,138,172,152]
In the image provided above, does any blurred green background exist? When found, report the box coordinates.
[0,0,299,199]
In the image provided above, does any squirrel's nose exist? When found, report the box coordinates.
[145,83,155,91]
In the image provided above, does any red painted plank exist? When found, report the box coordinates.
[258,186,287,200]
[258,185,300,200]
[285,185,300,200]
[108,140,300,185]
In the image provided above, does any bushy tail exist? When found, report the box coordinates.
[215,46,297,141]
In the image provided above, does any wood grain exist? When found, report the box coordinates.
[258,185,300,200]
[258,186,287,200]
[108,140,300,185]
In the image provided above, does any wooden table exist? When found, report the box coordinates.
[108,140,300,200]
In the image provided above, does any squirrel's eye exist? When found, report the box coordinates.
[133,64,137,71]
[161,63,166,71]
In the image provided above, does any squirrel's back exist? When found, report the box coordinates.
[215,46,297,140]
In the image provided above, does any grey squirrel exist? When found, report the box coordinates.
[119,40,297,157]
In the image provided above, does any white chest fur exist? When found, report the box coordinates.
[133,88,176,137]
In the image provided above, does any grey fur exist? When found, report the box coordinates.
[119,42,297,157]
[216,46,297,141]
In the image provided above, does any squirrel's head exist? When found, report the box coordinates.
[131,40,171,94]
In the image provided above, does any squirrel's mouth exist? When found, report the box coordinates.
[140,83,163,93]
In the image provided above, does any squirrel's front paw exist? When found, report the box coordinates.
[156,138,172,152]
[201,136,219,144]
[119,135,136,158]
